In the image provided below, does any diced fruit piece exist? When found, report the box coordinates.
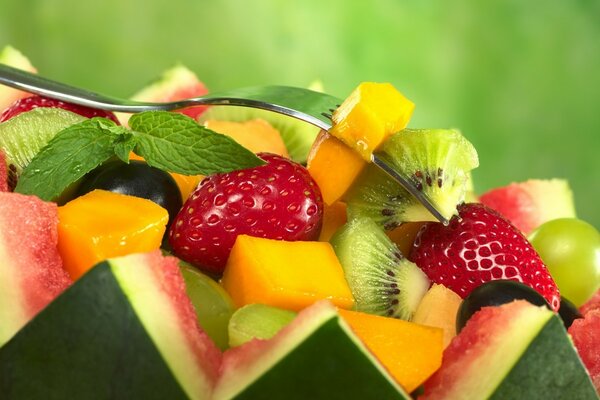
[0,150,7,192]
[581,289,600,316]
[0,192,71,346]
[307,131,366,205]
[422,301,597,399]
[318,201,347,242]
[559,296,583,329]
[204,119,289,158]
[221,235,354,311]
[0,95,119,124]
[0,46,36,111]
[331,82,414,160]
[346,128,479,226]
[386,222,426,256]
[0,108,85,191]
[179,261,235,351]
[169,153,323,275]
[199,102,320,163]
[117,65,209,125]
[75,160,182,229]
[480,179,576,235]
[569,310,600,392]
[456,280,550,333]
[339,309,443,393]
[331,217,429,320]
[0,251,221,399]
[411,203,560,311]
[228,304,297,348]
[412,284,462,348]
[57,189,168,279]
[213,301,410,400]
[529,218,600,307]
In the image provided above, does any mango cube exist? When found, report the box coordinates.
[330,82,414,160]
[221,235,354,311]
[57,189,169,280]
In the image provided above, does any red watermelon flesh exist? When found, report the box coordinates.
[580,289,600,316]
[0,192,71,346]
[569,310,600,392]
[480,179,576,235]
[0,150,7,192]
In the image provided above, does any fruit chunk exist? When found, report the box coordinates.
[57,189,168,279]
[307,131,366,205]
[529,218,600,307]
[318,201,347,242]
[559,296,583,329]
[581,289,600,316]
[330,82,414,160]
[0,192,71,346]
[169,153,323,275]
[0,108,86,191]
[569,310,600,392]
[410,203,560,311]
[228,304,297,348]
[0,46,35,112]
[422,301,597,399]
[221,235,354,311]
[331,217,429,320]
[480,179,576,235]
[412,284,462,348]
[213,301,410,400]
[346,128,479,226]
[386,222,426,256]
[0,251,221,399]
[339,309,443,393]
[203,119,289,157]
[117,65,209,125]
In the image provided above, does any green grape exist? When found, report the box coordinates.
[228,304,296,348]
[529,218,600,307]
[179,262,235,350]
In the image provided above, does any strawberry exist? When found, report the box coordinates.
[0,95,120,124]
[169,153,323,275]
[410,203,560,311]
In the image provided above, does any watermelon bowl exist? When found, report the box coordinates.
[0,47,599,399]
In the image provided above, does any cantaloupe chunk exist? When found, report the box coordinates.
[412,284,463,348]
[307,131,366,205]
[204,119,289,158]
[57,189,168,280]
[318,201,347,242]
[221,235,354,311]
[339,309,443,393]
[330,82,414,160]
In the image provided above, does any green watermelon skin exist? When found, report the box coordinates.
[0,262,189,400]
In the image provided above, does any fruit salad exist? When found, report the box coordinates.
[0,45,599,399]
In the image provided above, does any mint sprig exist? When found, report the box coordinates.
[15,112,265,201]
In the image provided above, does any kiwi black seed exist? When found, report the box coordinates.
[344,128,479,228]
[330,216,430,320]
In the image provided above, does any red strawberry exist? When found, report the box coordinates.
[0,95,120,124]
[169,153,323,275]
[410,203,560,311]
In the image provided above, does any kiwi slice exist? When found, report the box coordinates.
[345,128,478,228]
[330,217,430,320]
[198,105,319,163]
[0,108,86,190]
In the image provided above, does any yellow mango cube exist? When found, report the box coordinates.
[57,189,169,280]
[331,82,415,160]
[221,235,354,311]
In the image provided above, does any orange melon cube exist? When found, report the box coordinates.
[339,309,443,393]
[319,201,347,242]
[221,235,354,311]
[204,119,289,158]
[331,82,414,160]
[412,284,463,348]
[57,189,168,280]
[307,131,366,205]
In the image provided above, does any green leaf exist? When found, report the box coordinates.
[129,111,264,175]
[15,119,117,200]
[110,127,138,163]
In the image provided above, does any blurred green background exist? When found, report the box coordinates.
[1,0,598,227]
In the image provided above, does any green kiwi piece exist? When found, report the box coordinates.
[345,128,479,228]
[330,217,430,320]
[0,108,86,190]
[198,105,319,163]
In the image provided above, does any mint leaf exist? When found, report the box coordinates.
[15,119,117,200]
[111,127,138,163]
[129,111,264,175]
